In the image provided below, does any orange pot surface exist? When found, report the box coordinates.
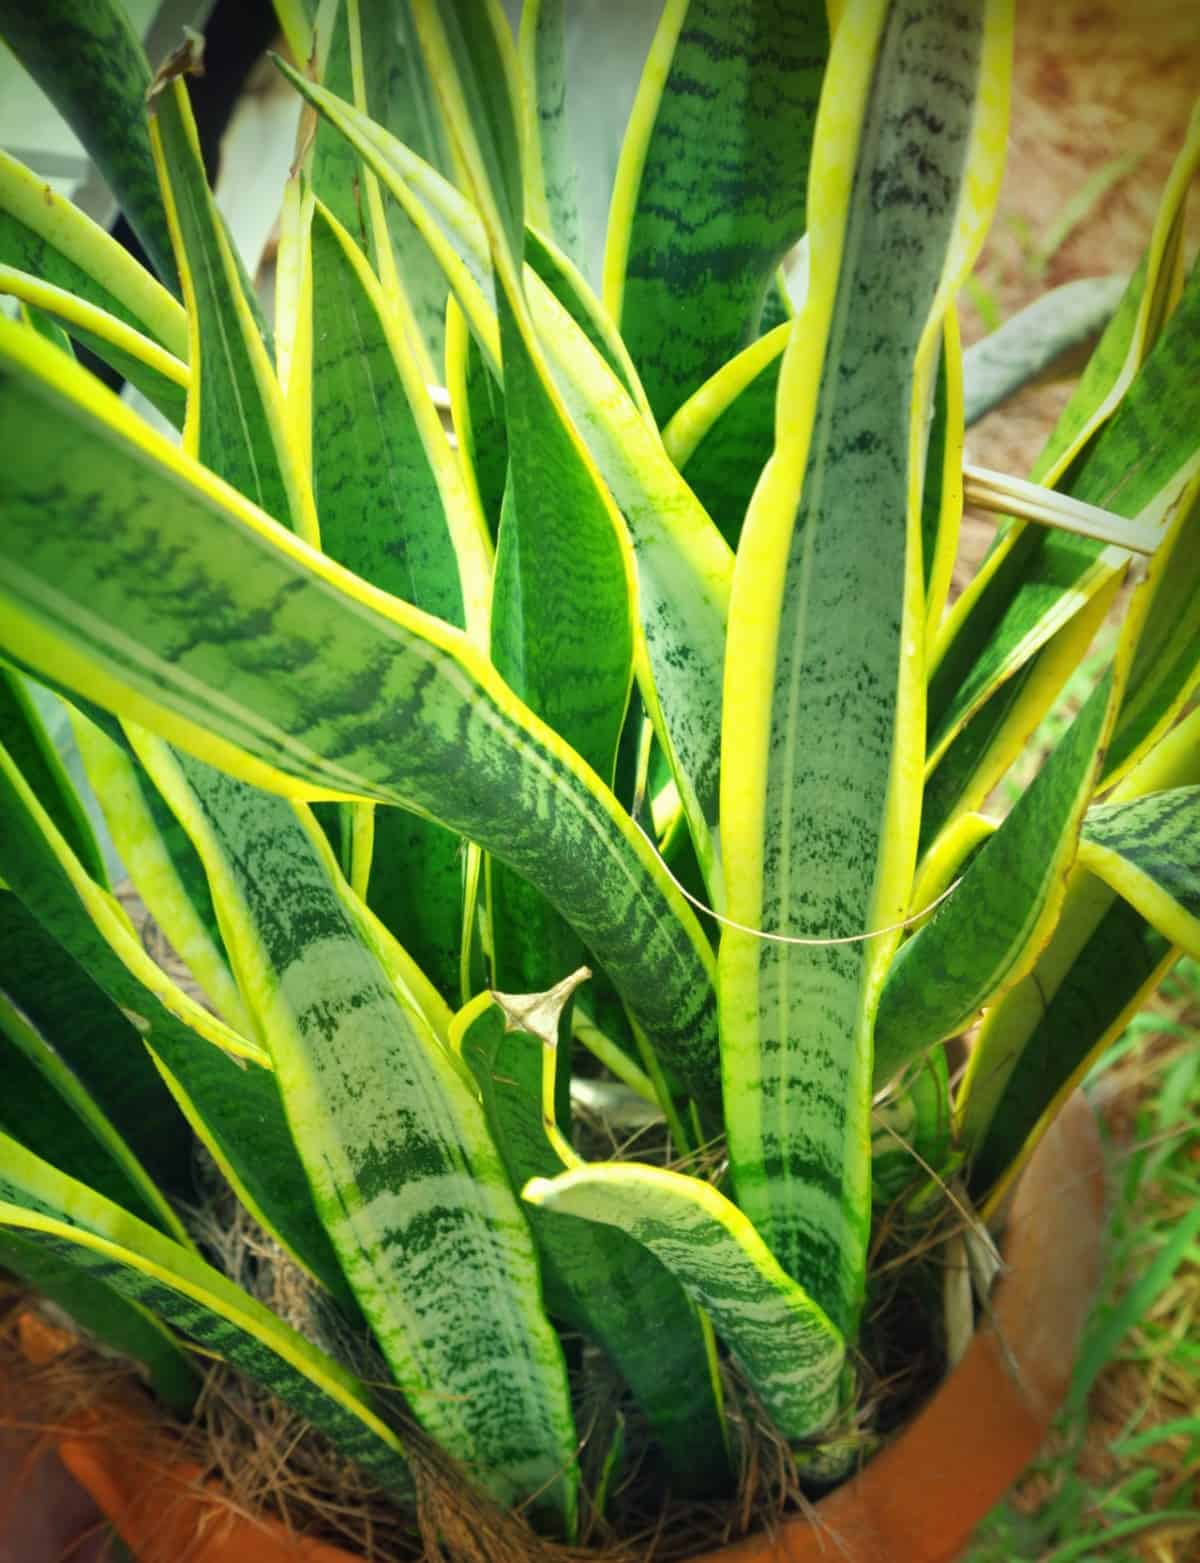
[52,1094,1104,1563]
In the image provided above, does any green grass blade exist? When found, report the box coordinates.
[1079,788,1200,957]
[0,1229,198,1412]
[0,148,186,357]
[604,0,828,425]
[0,317,721,1109]
[454,990,731,1492]
[875,669,1118,1087]
[961,274,1128,426]
[719,0,1009,1333]
[524,1161,845,1443]
[0,1137,413,1498]
[0,0,178,289]
[519,0,585,270]
[135,740,579,1522]
[150,68,317,542]
[0,983,188,1244]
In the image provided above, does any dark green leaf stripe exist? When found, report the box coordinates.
[0,149,186,357]
[0,666,106,886]
[961,275,1128,426]
[0,1228,198,1412]
[455,993,730,1492]
[874,670,1117,1087]
[447,298,507,539]
[0,738,354,1305]
[1079,788,1200,956]
[524,1162,844,1442]
[0,1138,413,1498]
[150,78,316,540]
[0,318,721,1107]
[520,0,585,270]
[605,0,829,425]
[138,744,578,1520]
[0,892,193,1200]
[1101,478,1200,788]
[0,986,184,1241]
[719,0,1001,1335]
[0,0,178,289]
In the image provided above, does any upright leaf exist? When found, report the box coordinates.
[719,0,1009,1334]
[519,0,585,269]
[605,0,829,425]
[135,741,579,1523]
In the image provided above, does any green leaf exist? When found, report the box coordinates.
[961,275,1128,427]
[134,741,579,1523]
[0,1228,198,1413]
[0,318,722,1109]
[1079,787,1200,957]
[0,1135,413,1499]
[604,0,829,425]
[874,669,1118,1087]
[922,313,964,637]
[0,733,354,1305]
[149,72,317,541]
[718,0,1007,1333]
[0,148,186,357]
[447,297,507,538]
[0,665,106,886]
[0,892,193,1201]
[524,1160,844,1443]
[519,0,585,270]
[1101,476,1200,789]
[308,200,489,995]
[0,0,178,289]
[454,987,731,1492]
[927,108,1200,760]
[311,0,456,375]
[0,985,187,1243]
[68,708,251,1033]
[0,263,187,424]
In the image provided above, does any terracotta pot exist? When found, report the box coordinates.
[22,1093,1104,1563]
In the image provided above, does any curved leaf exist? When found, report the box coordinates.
[0,0,177,288]
[0,1136,413,1498]
[0,148,186,356]
[0,315,721,1108]
[134,732,580,1521]
[1079,788,1200,957]
[524,1161,844,1442]
[455,989,730,1491]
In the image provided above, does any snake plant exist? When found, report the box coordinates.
[0,0,1198,1541]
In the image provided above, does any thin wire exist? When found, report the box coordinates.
[632,820,964,947]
